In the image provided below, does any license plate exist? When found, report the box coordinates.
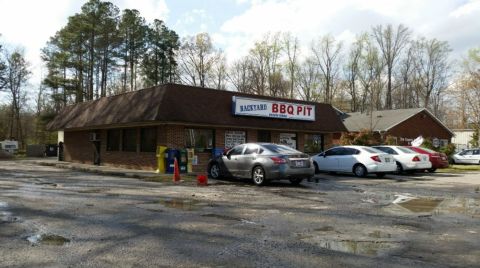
[442,157,446,160]
[294,160,304,167]
[423,156,427,161]
[385,158,390,162]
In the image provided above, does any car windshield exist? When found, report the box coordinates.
[262,144,300,154]
[397,147,416,154]
[362,147,385,154]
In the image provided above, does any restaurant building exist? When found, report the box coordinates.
[47,84,347,172]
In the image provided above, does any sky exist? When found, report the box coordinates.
[1,0,480,97]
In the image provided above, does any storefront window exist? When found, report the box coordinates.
[225,130,246,149]
[279,133,297,149]
[106,129,121,151]
[185,129,213,152]
[304,134,323,153]
[123,128,137,152]
[140,127,157,152]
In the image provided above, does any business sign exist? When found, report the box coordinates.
[225,131,246,148]
[232,96,315,121]
[279,133,297,149]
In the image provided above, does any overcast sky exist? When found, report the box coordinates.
[1,0,480,95]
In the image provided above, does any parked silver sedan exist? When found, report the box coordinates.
[452,148,480,164]
[208,143,315,186]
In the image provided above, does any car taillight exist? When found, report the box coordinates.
[270,157,287,164]
[412,156,421,162]
[371,155,381,162]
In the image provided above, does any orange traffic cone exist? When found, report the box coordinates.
[173,158,181,182]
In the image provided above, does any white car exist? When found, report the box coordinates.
[312,146,396,178]
[372,146,432,173]
[452,149,480,164]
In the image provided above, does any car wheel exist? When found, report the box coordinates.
[252,166,266,186]
[427,168,437,173]
[289,178,303,185]
[396,162,403,174]
[313,162,319,174]
[353,164,367,177]
[376,173,386,178]
[209,163,220,179]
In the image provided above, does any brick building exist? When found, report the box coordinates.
[339,108,453,146]
[47,84,346,172]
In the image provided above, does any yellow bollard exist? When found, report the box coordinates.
[155,145,167,173]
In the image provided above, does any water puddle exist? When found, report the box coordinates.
[387,195,480,216]
[157,198,203,211]
[201,213,242,221]
[397,198,444,213]
[27,234,70,246]
[314,226,335,232]
[34,182,58,187]
[368,230,392,239]
[77,188,106,194]
[316,239,402,256]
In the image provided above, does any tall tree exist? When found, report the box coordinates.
[228,57,253,94]
[296,57,321,102]
[283,33,300,99]
[177,33,221,88]
[0,35,6,90]
[118,9,147,92]
[412,37,451,115]
[311,35,343,104]
[344,35,364,111]
[2,49,30,146]
[372,24,410,109]
[142,19,179,86]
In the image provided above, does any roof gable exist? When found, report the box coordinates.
[342,108,453,136]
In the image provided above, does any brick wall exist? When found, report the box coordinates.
[389,111,452,142]
[64,130,94,164]
[64,125,336,172]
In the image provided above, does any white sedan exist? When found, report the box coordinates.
[312,145,396,178]
[452,149,480,164]
[372,145,432,173]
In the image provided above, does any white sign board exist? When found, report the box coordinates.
[225,131,246,149]
[233,96,315,121]
[279,133,297,149]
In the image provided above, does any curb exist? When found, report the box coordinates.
[31,160,199,182]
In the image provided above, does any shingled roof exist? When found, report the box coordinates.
[47,83,347,133]
[341,108,453,135]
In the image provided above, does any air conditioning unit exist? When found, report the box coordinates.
[89,132,99,141]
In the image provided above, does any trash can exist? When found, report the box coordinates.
[178,149,188,173]
[212,147,224,158]
[156,145,167,173]
[186,148,194,173]
[45,144,58,157]
[165,149,179,173]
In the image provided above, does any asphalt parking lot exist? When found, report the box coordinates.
[1,160,479,267]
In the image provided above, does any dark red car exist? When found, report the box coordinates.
[405,146,449,172]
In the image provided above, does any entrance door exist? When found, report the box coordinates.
[93,141,101,165]
[258,130,271,143]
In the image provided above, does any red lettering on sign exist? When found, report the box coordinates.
[280,104,286,113]
[306,107,312,116]
[272,103,278,113]
[287,105,294,115]
[297,106,303,115]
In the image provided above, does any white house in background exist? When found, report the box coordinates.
[452,129,479,151]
